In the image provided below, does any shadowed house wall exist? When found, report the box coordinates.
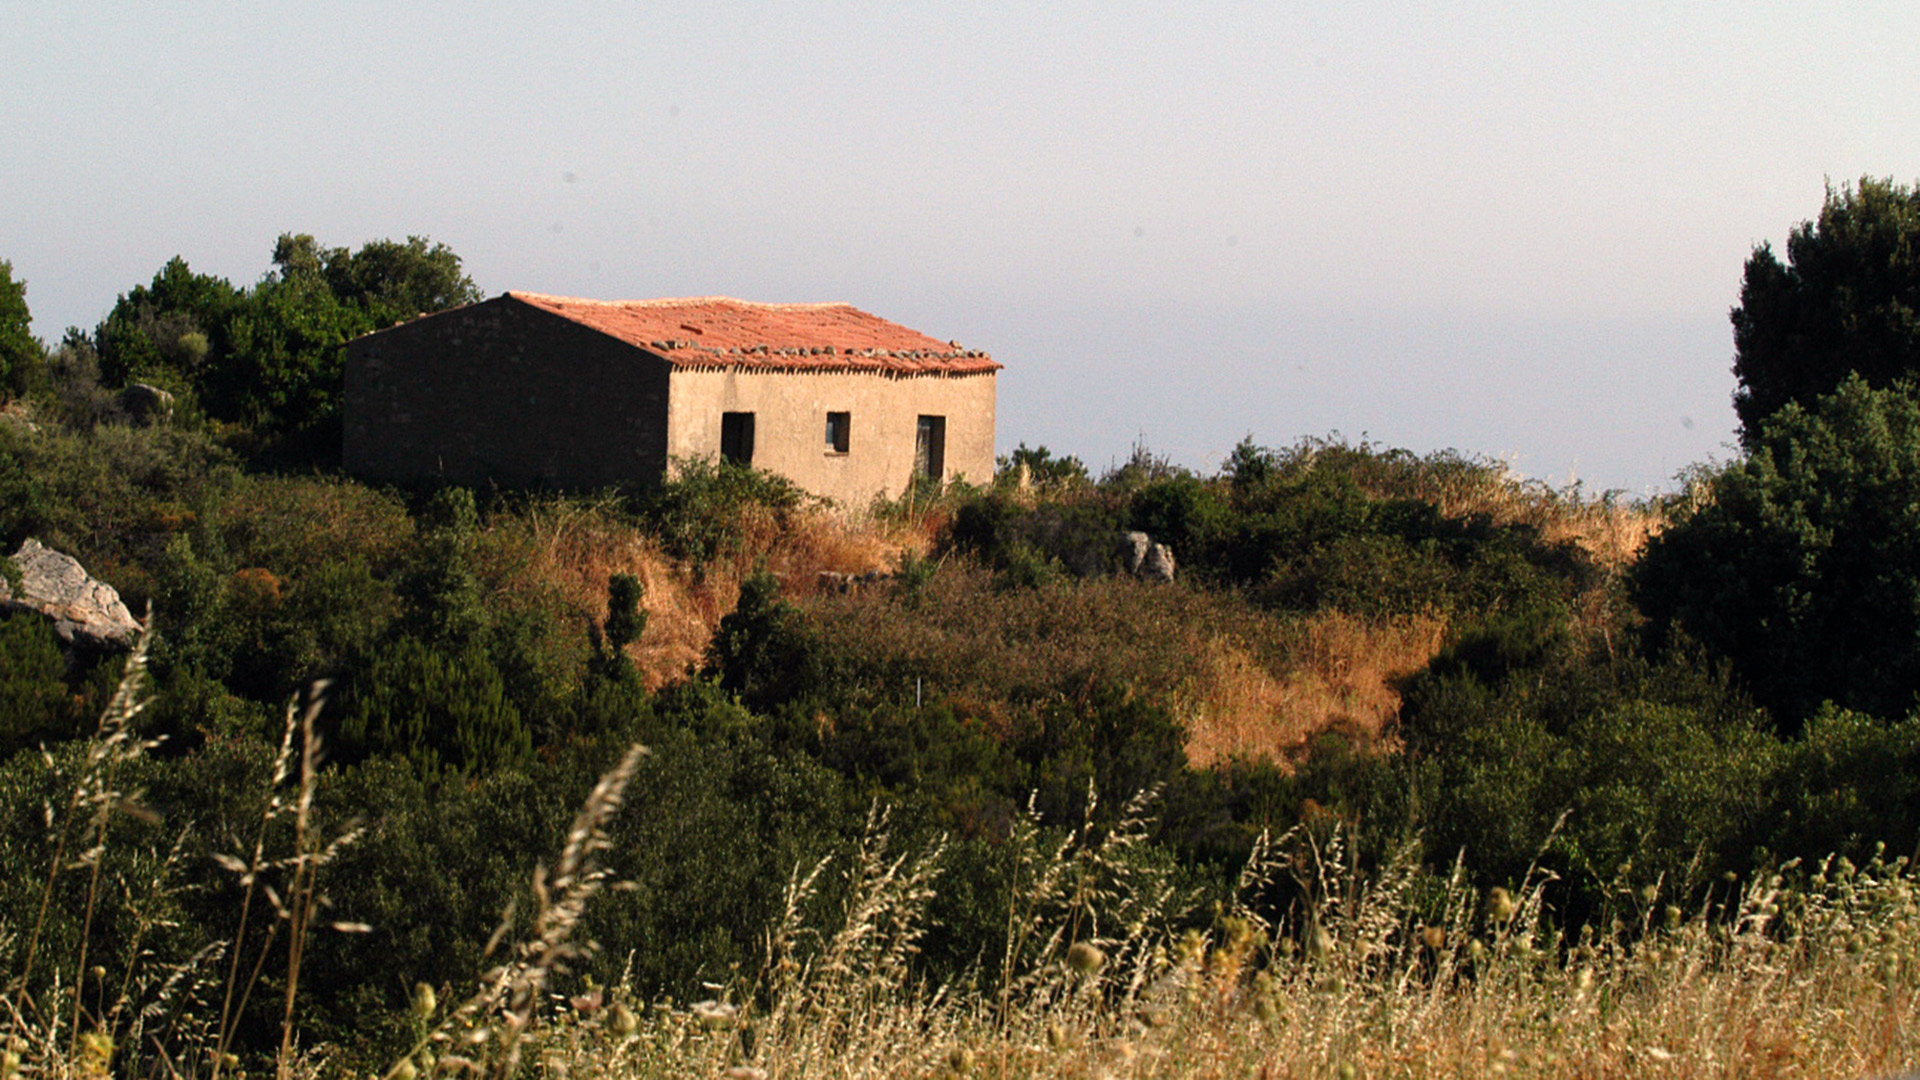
[344,293,998,502]
[345,298,671,489]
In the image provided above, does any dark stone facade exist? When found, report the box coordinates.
[344,296,673,490]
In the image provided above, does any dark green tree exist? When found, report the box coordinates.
[0,260,44,399]
[93,235,481,446]
[319,234,482,323]
[224,247,366,430]
[1732,177,1920,444]
[584,572,648,688]
[704,568,823,710]
[338,636,532,775]
[94,256,242,391]
[224,233,482,441]
[1634,375,1920,728]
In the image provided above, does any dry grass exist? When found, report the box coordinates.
[1179,612,1448,768]
[512,498,916,689]
[1358,456,1662,573]
[446,823,1920,1080]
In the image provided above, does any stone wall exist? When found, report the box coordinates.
[344,297,673,490]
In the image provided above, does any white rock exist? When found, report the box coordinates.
[1,539,141,651]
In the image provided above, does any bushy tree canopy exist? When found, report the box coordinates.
[95,256,242,390]
[1732,177,1920,444]
[1634,375,1920,728]
[92,234,481,449]
[0,260,42,399]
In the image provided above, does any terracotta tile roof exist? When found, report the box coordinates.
[505,292,1001,375]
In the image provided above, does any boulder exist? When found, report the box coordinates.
[1141,542,1177,583]
[119,383,175,425]
[1,539,141,651]
[0,402,38,435]
[1121,531,1152,575]
[816,569,896,594]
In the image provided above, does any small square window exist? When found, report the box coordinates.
[825,411,851,454]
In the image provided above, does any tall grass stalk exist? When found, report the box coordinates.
[14,633,153,1014]
[478,814,1920,1078]
[387,742,648,1080]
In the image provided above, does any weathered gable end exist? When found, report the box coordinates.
[345,294,674,490]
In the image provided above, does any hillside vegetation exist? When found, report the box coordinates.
[3,194,1920,1077]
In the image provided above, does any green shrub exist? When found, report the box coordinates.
[1766,706,1920,860]
[1397,624,1775,908]
[945,489,1128,581]
[942,437,1595,620]
[643,458,802,564]
[337,636,533,774]
[0,427,51,551]
[997,442,1090,488]
[0,615,79,757]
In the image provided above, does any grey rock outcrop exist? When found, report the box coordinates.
[1114,530,1175,582]
[1121,531,1152,575]
[1,539,141,651]
[1140,542,1177,582]
[119,383,175,425]
[817,569,897,593]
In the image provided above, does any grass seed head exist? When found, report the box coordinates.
[1489,886,1517,924]
[1067,941,1107,974]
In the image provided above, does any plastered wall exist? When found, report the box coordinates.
[666,368,997,504]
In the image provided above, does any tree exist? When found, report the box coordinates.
[94,256,242,390]
[228,234,481,436]
[1633,375,1920,728]
[0,260,43,399]
[321,235,482,322]
[1732,177,1920,445]
[93,234,482,448]
[704,569,823,711]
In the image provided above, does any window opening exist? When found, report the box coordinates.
[915,415,946,481]
[720,412,755,465]
[826,411,851,454]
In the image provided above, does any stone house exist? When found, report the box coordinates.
[343,292,1000,503]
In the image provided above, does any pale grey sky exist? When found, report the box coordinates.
[6,2,1918,492]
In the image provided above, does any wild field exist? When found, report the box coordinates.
[3,653,1914,1080]
[12,186,1920,1078]
[1,410,1911,1079]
